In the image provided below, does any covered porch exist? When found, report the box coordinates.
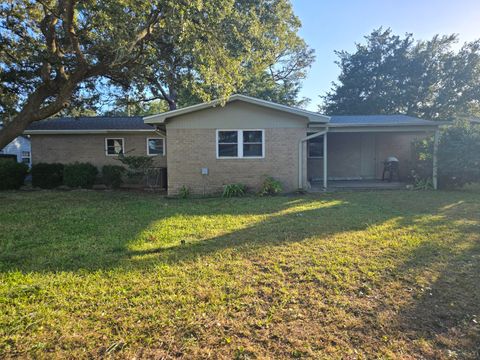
[299,124,440,191]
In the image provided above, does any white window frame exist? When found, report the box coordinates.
[216,129,265,159]
[146,137,165,156]
[21,151,31,164]
[307,132,324,159]
[105,138,125,156]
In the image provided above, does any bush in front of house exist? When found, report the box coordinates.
[0,159,29,190]
[31,163,64,189]
[259,176,282,196]
[63,162,98,189]
[102,165,125,189]
[222,183,247,198]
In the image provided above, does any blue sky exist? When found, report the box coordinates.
[291,0,480,110]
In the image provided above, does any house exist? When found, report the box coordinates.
[0,132,32,167]
[25,116,166,169]
[25,95,443,195]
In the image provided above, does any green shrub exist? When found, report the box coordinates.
[63,162,98,189]
[0,159,28,190]
[178,185,191,199]
[222,183,246,198]
[259,176,282,196]
[117,155,154,183]
[102,165,125,189]
[411,122,480,189]
[31,163,64,188]
[437,123,480,188]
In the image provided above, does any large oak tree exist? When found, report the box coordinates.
[0,0,312,148]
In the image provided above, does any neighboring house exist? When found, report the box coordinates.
[0,133,32,167]
[25,95,443,195]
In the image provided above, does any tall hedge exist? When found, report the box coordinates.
[31,163,64,189]
[63,162,98,188]
[0,159,28,190]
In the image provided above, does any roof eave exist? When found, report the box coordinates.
[24,129,156,135]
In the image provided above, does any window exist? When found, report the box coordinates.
[21,151,31,164]
[217,130,264,158]
[307,132,324,158]
[105,138,124,156]
[217,131,238,157]
[147,138,165,156]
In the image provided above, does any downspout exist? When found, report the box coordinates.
[298,129,328,190]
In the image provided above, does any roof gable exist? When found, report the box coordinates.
[144,94,330,124]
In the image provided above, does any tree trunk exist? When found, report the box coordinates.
[0,78,79,149]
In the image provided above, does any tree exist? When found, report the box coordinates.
[321,28,480,120]
[0,0,312,148]
[123,0,314,110]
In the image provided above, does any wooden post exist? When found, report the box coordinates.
[323,132,328,189]
[433,129,440,190]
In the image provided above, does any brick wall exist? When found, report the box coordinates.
[166,128,305,196]
[31,133,166,168]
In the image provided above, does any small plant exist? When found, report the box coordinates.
[102,165,125,189]
[31,163,64,188]
[259,176,282,196]
[178,185,191,199]
[0,159,28,190]
[117,154,154,183]
[222,183,246,198]
[411,171,434,191]
[63,162,98,189]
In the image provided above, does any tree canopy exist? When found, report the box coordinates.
[0,0,313,148]
[321,28,480,120]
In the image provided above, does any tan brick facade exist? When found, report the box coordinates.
[31,133,167,168]
[166,128,306,196]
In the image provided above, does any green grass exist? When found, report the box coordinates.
[0,190,479,359]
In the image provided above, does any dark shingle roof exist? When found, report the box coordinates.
[328,114,438,126]
[26,116,154,131]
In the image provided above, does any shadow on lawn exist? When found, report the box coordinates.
[0,190,478,275]
[361,200,480,359]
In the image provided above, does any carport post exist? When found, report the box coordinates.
[432,128,440,190]
[323,132,328,189]
[299,129,328,190]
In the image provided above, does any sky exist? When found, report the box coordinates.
[291,0,480,111]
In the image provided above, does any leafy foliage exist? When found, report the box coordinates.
[437,122,480,188]
[0,0,312,148]
[31,163,64,189]
[63,163,98,189]
[259,176,283,196]
[321,28,480,120]
[102,165,126,189]
[0,159,28,190]
[411,122,480,189]
[117,155,154,182]
[178,185,191,199]
[222,183,247,198]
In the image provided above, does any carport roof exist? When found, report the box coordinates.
[328,114,444,127]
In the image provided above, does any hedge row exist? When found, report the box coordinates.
[30,162,125,189]
[0,159,29,190]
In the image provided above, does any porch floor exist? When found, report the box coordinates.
[310,179,408,191]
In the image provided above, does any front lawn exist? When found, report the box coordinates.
[0,190,479,359]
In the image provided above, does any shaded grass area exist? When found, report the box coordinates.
[0,190,479,359]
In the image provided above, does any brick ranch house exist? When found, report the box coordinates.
[25,95,443,195]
